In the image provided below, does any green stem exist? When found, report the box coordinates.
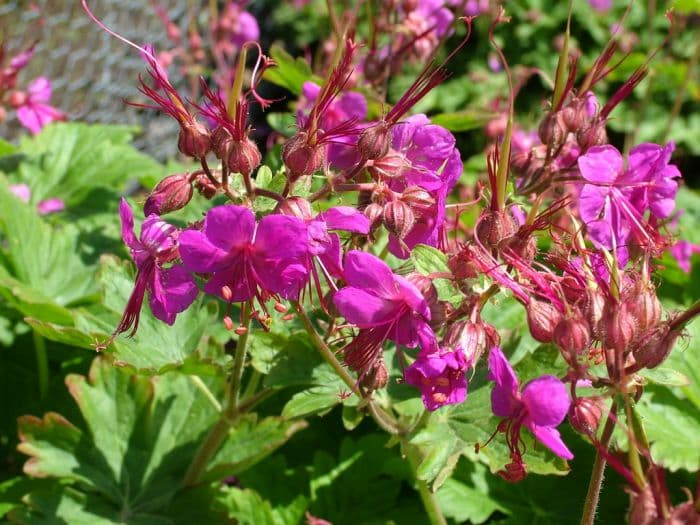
[183,305,252,487]
[292,301,402,435]
[189,375,222,413]
[581,401,617,525]
[32,330,49,399]
[403,440,447,525]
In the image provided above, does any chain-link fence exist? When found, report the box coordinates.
[0,1,191,160]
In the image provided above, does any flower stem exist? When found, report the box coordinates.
[183,304,252,487]
[581,401,617,525]
[403,439,447,525]
[670,298,700,331]
[291,301,403,435]
[32,330,49,400]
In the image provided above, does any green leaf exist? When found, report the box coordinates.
[0,180,99,319]
[436,462,505,524]
[410,244,463,305]
[635,385,700,472]
[205,416,308,481]
[217,487,306,525]
[264,45,317,95]
[15,123,163,207]
[17,358,219,511]
[431,109,497,132]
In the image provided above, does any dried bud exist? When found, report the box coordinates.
[144,173,194,216]
[633,323,680,370]
[178,120,211,158]
[275,196,313,220]
[382,200,415,239]
[211,125,233,160]
[358,121,391,160]
[367,150,408,180]
[282,132,325,181]
[228,137,262,177]
[475,209,518,249]
[568,396,604,437]
[553,316,591,356]
[193,173,218,199]
[527,300,563,343]
[360,358,389,391]
[504,234,538,261]
[448,245,483,280]
[602,302,637,353]
[626,282,661,332]
[538,111,568,151]
[401,186,435,216]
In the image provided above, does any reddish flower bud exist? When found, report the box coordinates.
[625,282,661,332]
[275,196,313,221]
[401,186,435,216]
[553,316,591,356]
[633,323,680,370]
[144,173,194,216]
[0,106,6,124]
[367,150,408,180]
[193,173,218,199]
[568,396,604,437]
[584,288,606,336]
[475,209,518,249]
[497,459,527,483]
[178,120,211,158]
[364,202,384,231]
[538,111,568,151]
[360,357,389,391]
[504,234,538,261]
[282,132,325,181]
[627,485,657,525]
[228,137,261,177]
[383,200,415,239]
[8,90,27,108]
[358,121,391,160]
[602,302,637,353]
[444,320,499,368]
[211,125,233,160]
[527,299,563,343]
[576,122,608,151]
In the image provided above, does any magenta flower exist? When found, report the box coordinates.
[307,206,370,277]
[401,0,454,60]
[333,250,435,373]
[37,198,65,215]
[297,81,368,169]
[179,205,309,303]
[488,347,573,461]
[14,77,66,134]
[116,199,198,336]
[405,346,468,411]
[386,114,463,258]
[223,2,260,49]
[9,184,31,203]
[671,240,700,273]
[577,143,681,250]
[588,0,612,11]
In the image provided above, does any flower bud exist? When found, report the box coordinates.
[576,122,608,151]
[527,300,563,343]
[553,316,591,356]
[538,111,568,151]
[282,132,325,181]
[0,106,6,124]
[211,125,233,160]
[625,282,661,332]
[504,234,538,261]
[444,320,499,368]
[358,121,391,160]
[633,323,680,370]
[364,202,384,231]
[275,196,313,221]
[228,137,262,177]
[178,120,211,158]
[497,459,527,483]
[144,173,194,216]
[382,200,415,239]
[367,150,408,180]
[584,288,606,336]
[568,396,604,437]
[193,173,218,199]
[602,302,637,353]
[475,209,518,249]
[8,90,27,108]
[360,358,389,391]
[401,186,435,216]
[627,485,657,525]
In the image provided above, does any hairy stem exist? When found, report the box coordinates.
[403,439,447,525]
[183,304,252,486]
[292,301,403,435]
[581,401,617,525]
